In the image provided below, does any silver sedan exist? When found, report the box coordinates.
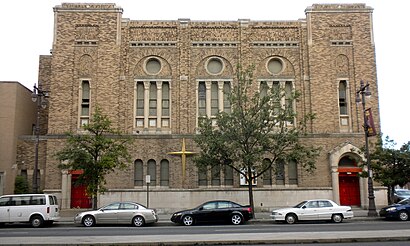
[74,202,158,227]
[271,199,354,224]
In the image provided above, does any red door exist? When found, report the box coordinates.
[339,175,360,206]
[71,175,92,208]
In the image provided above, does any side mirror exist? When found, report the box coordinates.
[302,206,306,209]
[199,207,203,211]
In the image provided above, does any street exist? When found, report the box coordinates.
[0,220,409,245]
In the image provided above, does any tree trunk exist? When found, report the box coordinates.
[247,167,255,219]
[92,195,98,210]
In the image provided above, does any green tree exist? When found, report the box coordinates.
[56,106,133,209]
[14,175,29,194]
[194,65,320,216]
[370,136,410,204]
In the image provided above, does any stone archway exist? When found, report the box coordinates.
[338,155,361,206]
[329,142,366,205]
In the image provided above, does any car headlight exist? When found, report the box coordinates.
[174,212,182,217]
[386,207,397,212]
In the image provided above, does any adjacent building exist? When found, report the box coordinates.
[15,3,386,211]
[0,81,36,195]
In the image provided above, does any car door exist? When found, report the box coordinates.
[214,201,232,222]
[96,203,120,224]
[317,200,334,219]
[0,197,10,223]
[9,196,33,223]
[117,203,137,224]
[300,201,319,220]
[194,201,217,222]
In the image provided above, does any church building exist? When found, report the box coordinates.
[16,3,386,211]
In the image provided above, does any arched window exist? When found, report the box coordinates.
[162,82,170,128]
[211,82,219,116]
[136,82,144,128]
[211,165,221,186]
[224,165,233,186]
[80,80,90,126]
[160,159,169,186]
[288,160,298,185]
[223,82,231,113]
[198,167,208,186]
[263,158,272,186]
[339,80,347,115]
[134,159,143,186]
[276,160,285,185]
[147,159,156,186]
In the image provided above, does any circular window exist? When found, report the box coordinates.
[145,57,161,75]
[267,58,284,75]
[206,57,224,75]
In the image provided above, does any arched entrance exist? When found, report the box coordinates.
[338,156,361,206]
[70,171,92,208]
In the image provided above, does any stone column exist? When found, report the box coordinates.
[205,81,212,117]
[331,167,340,204]
[156,81,163,129]
[218,81,224,111]
[143,81,150,129]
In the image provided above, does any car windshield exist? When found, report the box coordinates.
[397,190,410,196]
[293,201,307,208]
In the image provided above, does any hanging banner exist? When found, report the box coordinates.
[365,108,377,137]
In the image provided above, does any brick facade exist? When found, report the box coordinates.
[17,3,386,210]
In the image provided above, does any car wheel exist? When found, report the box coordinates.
[30,215,44,228]
[182,215,194,226]
[331,214,343,223]
[285,214,297,224]
[82,215,96,227]
[132,216,145,227]
[398,211,409,221]
[231,214,243,225]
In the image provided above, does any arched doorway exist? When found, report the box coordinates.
[70,171,92,208]
[338,156,361,206]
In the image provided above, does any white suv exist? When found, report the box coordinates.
[0,194,60,227]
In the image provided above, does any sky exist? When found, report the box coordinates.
[1,0,408,147]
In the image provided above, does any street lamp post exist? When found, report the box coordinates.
[31,84,49,194]
[355,80,378,217]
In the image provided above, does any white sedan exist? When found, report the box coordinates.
[270,199,354,224]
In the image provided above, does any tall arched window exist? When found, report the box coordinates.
[263,158,272,186]
[149,82,157,128]
[276,160,285,185]
[134,159,143,186]
[160,159,169,186]
[288,160,298,185]
[136,82,144,127]
[211,82,219,116]
[211,165,221,186]
[198,167,208,186]
[147,159,156,186]
[224,165,233,186]
[162,82,170,128]
[223,82,231,113]
[80,80,90,126]
[339,80,347,115]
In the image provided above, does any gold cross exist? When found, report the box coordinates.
[168,138,196,179]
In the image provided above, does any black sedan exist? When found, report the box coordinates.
[379,198,410,221]
[170,200,253,226]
